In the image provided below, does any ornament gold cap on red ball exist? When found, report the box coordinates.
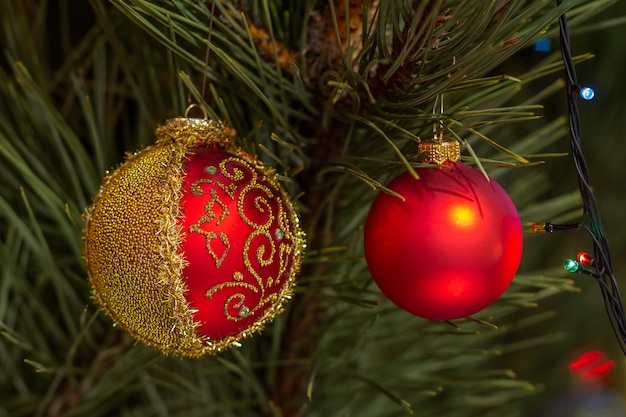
[84,117,305,357]
[364,138,523,321]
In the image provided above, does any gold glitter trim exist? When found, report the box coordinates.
[155,118,237,150]
[418,139,461,165]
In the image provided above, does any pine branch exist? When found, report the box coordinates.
[0,1,622,416]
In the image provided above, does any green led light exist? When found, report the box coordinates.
[564,259,579,273]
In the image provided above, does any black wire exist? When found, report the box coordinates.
[558,0,626,356]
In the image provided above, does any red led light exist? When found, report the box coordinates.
[577,251,594,266]
[569,350,615,383]
[584,360,614,380]
[569,350,602,370]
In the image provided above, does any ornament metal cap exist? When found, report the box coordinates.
[418,139,461,165]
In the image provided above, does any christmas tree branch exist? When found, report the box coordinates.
[0,1,621,416]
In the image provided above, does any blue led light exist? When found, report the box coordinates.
[534,38,551,52]
[579,87,595,101]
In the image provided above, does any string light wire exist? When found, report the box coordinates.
[557,0,626,355]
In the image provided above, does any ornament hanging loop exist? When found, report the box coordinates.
[182,1,215,123]
[431,56,456,143]
[432,93,445,143]
[185,103,208,120]
[419,92,460,165]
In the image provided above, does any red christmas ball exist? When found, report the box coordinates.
[364,161,523,320]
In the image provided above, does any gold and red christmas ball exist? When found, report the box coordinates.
[84,118,305,357]
[364,140,523,320]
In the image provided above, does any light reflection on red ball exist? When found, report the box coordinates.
[364,162,523,320]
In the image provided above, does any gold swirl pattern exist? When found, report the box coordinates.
[188,187,231,267]
[184,153,295,325]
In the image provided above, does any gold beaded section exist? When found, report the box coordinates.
[84,142,207,355]
[418,140,461,165]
